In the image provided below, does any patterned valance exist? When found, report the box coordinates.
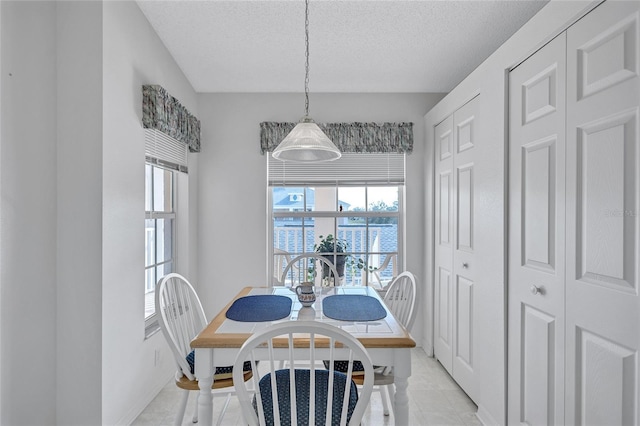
[142,85,200,153]
[260,122,413,154]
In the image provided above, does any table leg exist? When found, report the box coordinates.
[195,348,214,426]
[393,348,411,425]
[394,376,410,425]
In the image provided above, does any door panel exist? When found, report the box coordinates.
[437,267,451,347]
[577,112,634,288]
[509,33,566,425]
[434,116,454,373]
[451,96,479,402]
[455,275,473,367]
[523,137,556,271]
[439,173,452,245]
[456,164,474,252]
[576,328,636,426]
[521,304,557,426]
[566,2,640,424]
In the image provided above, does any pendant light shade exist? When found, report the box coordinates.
[271,0,340,163]
[272,116,341,162]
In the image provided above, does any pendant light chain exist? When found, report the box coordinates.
[271,0,340,162]
[304,0,310,117]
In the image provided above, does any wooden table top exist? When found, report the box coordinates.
[191,286,416,350]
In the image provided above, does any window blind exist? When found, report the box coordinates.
[145,128,188,173]
[268,153,405,186]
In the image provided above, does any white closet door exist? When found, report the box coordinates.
[565,2,640,424]
[434,115,455,374]
[434,97,480,403]
[508,33,566,425]
[451,97,479,402]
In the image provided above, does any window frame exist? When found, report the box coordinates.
[268,184,404,287]
[145,163,177,336]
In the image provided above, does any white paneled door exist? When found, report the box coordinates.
[565,2,639,424]
[508,32,567,426]
[434,97,479,403]
[435,115,455,375]
[509,1,640,424]
[451,99,478,402]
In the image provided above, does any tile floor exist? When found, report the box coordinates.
[132,348,480,426]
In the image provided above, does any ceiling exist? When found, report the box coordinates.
[136,0,549,93]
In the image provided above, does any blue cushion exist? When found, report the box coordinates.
[322,360,365,374]
[185,350,252,376]
[253,369,358,426]
[324,360,385,375]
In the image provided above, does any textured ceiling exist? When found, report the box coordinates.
[136,0,549,93]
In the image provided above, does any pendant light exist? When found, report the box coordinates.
[272,0,341,162]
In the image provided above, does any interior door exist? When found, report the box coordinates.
[451,97,479,402]
[434,115,455,374]
[565,2,640,424]
[434,97,480,403]
[508,33,566,425]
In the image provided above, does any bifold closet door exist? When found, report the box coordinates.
[434,97,479,403]
[434,115,455,374]
[565,1,640,424]
[450,98,478,402]
[508,33,567,425]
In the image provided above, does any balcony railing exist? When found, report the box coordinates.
[273,225,397,287]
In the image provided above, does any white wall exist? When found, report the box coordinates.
[102,1,199,424]
[1,1,200,424]
[0,3,3,419]
[196,93,444,345]
[423,1,598,424]
[0,2,58,423]
[57,2,103,424]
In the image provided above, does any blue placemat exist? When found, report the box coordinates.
[322,295,387,321]
[226,295,292,322]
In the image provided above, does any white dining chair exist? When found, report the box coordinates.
[327,271,417,417]
[382,271,417,331]
[368,253,398,292]
[155,273,253,426]
[272,248,293,286]
[374,271,417,415]
[280,253,341,287]
[232,321,374,426]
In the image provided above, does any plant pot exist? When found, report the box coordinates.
[320,254,345,278]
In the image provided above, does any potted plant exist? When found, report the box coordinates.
[314,234,347,278]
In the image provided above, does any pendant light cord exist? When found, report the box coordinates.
[304,0,310,117]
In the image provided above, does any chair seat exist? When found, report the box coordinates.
[186,350,254,379]
[253,369,359,426]
[324,360,385,376]
[176,370,254,391]
[351,371,395,386]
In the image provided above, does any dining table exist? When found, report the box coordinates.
[190,285,416,425]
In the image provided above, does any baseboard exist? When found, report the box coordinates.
[476,404,500,426]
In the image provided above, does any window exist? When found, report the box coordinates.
[143,128,187,335]
[145,164,176,324]
[268,153,405,288]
